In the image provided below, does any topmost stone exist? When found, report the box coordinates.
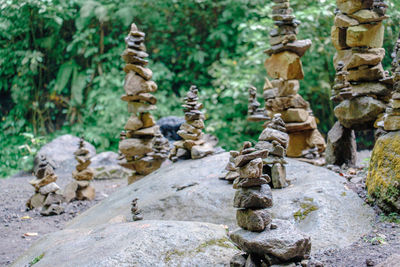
[337,0,373,15]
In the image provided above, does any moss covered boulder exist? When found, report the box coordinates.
[367,131,400,212]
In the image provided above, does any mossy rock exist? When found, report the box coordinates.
[367,131,400,212]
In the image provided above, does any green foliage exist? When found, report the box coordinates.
[1,0,400,177]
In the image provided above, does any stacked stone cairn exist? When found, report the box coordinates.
[64,138,95,202]
[27,155,64,216]
[170,85,214,161]
[383,33,400,132]
[327,0,391,165]
[118,23,169,184]
[247,85,270,122]
[131,198,143,221]
[229,142,311,266]
[263,0,326,160]
[220,150,240,182]
[256,114,289,189]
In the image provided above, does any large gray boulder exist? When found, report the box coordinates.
[91,151,130,180]
[35,135,96,174]
[12,220,239,267]
[65,152,374,251]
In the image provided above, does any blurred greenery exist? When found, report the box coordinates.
[1,0,400,177]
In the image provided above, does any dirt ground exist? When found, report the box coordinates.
[0,151,399,267]
[0,172,126,266]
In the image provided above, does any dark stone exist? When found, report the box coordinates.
[325,121,357,166]
[157,116,185,141]
[234,184,273,209]
[230,252,248,267]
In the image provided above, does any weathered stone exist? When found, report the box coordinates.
[334,13,359,27]
[26,193,46,209]
[254,141,274,152]
[127,102,156,114]
[325,121,357,166]
[233,177,269,189]
[230,253,248,267]
[271,163,288,189]
[121,93,157,104]
[236,209,272,232]
[278,108,309,123]
[239,158,263,179]
[384,116,400,131]
[29,173,57,191]
[43,192,64,206]
[39,182,60,195]
[124,115,143,131]
[334,97,386,129]
[132,125,159,136]
[346,23,384,48]
[331,26,349,50]
[76,185,96,201]
[124,72,157,95]
[351,82,390,96]
[347,64,385,82]
[191,143,214,159]
[337,0,373,15]
[132,156,164,175]
[285,116,317,133]
[141,113,156,128]
[119,138,153,157]
[234,184,273,209]
[264,40,312,58]
[270,79,299,97]
[367,131,400,212]
[63,181,78,202]
[177,130,202,140]
[347,49,385,69]
[349,9,388,23]
[259,128,289,147]
[72,168,94,181]
[264,51,304,80]
[40,204,64,216]
[123,64,152,80]
[235,150,269,168]
[230,219,311,262]
[375,254,400,267]
[266,94,309,112]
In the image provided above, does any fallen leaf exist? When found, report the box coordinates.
[24,232,38,237]
[21,216,31,220]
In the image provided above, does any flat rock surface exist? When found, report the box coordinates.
[12,220,238,267]
[66,152,374,251]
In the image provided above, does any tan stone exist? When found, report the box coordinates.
[346,23,384,48]
[119,138,153,157]
[286,130,315,158]
[285,116,317,133]
[123,64,152,80]
[347,48,385,69]
[191,143,214,159]
[278,108,309,123]
[331,26,349,51]
[132,125,159,136]
[177,130,202,140]
[308,129,327,153]
[132,156,163,175]
[73,168,94,181]
[140,113,155,127]
[334,13,359,27]
[29,173,57,191]
[349,10,388,23]
[392,100,400,109]
[63,181,78,202]
[180,122,202,135]
[124,72,157,96]
[270,79,299,96]
[127,174,145,185]
[337,0,373,15]
[384,116,400,131]
[187,119,205,129]
[121,93,157,104]
[183,139,205,150]
[351,82,390,96]
[26,193,46,209]
[127,102,156,114]
[264,51,304,80]
[347,64,384,82]
[76,185,95,201]
[239,158,263,179]
[265,94,309,112]
[124,115,143,131]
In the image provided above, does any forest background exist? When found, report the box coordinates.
[1,0,400,177]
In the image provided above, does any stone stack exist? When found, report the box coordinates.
[64,138,95,202]
[247,86,269,122]
[229,142,311,266]
[170,85,214,161]
[131,198,143,221]
[331,0,390,130]
[118,23,168,183]
[263,0,326,159]
[27,155,64,216]
[383,34,400,131]
[256,114,289,188]
[221,150,240,182]
[327,0,390,166]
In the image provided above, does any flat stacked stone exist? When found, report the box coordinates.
[131,198,143,221]
[263,0,326,159]
[255,114,289,189]
[331,0,390,129]
[64,138,95,202]
[229,142,311,266]
[383,34,400,131]
[247,86,269,122]
[27,155,64,216]
[170,85,214,161]
[118,23,169,184]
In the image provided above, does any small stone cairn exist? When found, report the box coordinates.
[131,198,143,221]
[327,0,391,165]
[221,150,240,182]
[170,85,214,161]
[229,142,311,266]
[65,138,95,202]
[27,155,64,216]
[383,33,400,132]
[256,114,289,188]
[118,23,169,184]
[247,86,269,122]
[263,0,326,159]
